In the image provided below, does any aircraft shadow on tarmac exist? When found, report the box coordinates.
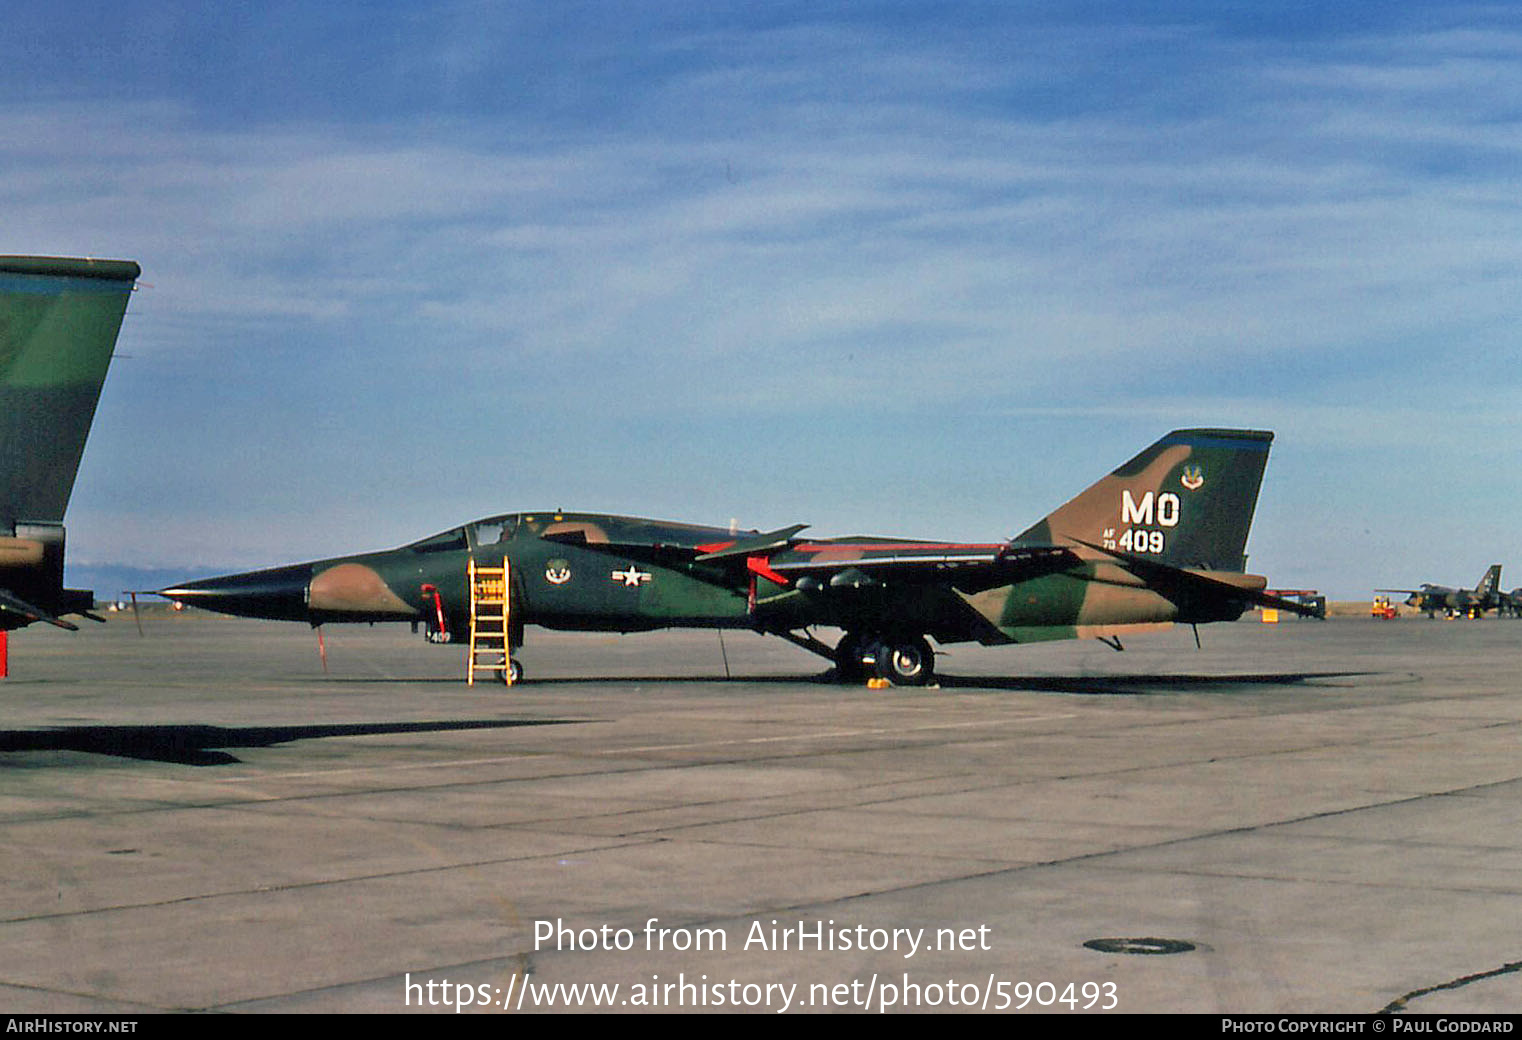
[519,669,1377,694]
[0,672,1378,766]
[935,670,1377,694]
[0,719,579,766]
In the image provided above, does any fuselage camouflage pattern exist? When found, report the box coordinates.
[164,429,1316,685]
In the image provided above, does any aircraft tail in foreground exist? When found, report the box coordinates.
[0,256,140,632]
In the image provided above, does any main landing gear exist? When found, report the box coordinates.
[834,631,936,687]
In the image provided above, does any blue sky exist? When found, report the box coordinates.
[5,2,1520,597]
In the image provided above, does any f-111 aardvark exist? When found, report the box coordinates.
[1380,565,1507,619]
[162,428,1315,685]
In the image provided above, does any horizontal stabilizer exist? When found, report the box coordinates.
[1075,539,1322,618]
[0,586,80,630]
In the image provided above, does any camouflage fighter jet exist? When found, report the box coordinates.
[1379,565,1505,619]
[162,428,1315,685]
[0,256,140,635]
[1501,587,1522,619]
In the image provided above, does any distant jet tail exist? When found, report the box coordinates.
[0,256,139,629]
[1476,564,1502,599]
[1015,428,1274,572]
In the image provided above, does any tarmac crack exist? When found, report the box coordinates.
[0,975,171,1013]
[1379,958,1522,1014]
[6,717,1518,837]
[0,836,666,926]
[608,772,1522,921]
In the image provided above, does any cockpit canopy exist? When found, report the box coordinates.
[403,512,750,555]
[406,515,521,554]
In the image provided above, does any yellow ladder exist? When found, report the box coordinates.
[467,559,515,685]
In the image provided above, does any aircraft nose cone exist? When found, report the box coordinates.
[159,563,313,622]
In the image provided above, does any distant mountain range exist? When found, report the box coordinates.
[64,564,231,606]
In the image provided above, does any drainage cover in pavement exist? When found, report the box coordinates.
[1083,937,1196,955]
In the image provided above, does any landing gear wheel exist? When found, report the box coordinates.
[833,631,867,683]
[876,636,934,686]
[497,658,524,685]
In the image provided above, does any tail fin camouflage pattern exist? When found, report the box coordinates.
[1,255,140,631]
[983,429,1311,643]
[1475,564,1502,600]
[1014,428,1273,571]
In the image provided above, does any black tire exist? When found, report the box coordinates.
[834,632,867,683]
[498,658,524,685]
[877,636,934,686]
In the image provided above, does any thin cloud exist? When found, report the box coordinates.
[2,5,1516,593]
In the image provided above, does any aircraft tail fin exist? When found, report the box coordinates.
[0,256,140,527]
[1014,428,1274,572]
[1476,565,1502,598]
